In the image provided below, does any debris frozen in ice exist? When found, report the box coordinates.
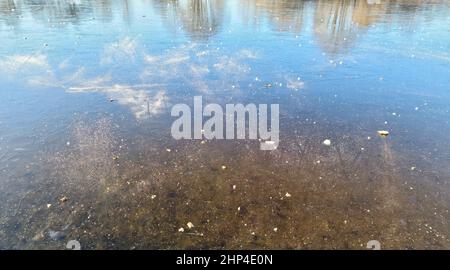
[377,130,390,137]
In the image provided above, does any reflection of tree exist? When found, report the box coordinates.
[152,0,225,40]
[0,0,120,27]
[24,0,89,25]
[239,0,306,35]
[314,0,359,54]
[237,0,443,43]
[313,0,449,54]
[0,0,22,27]
[1,0,448,46]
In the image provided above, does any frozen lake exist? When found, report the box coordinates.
[0,0,449,249]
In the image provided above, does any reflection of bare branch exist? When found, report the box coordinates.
[152,0,225,40]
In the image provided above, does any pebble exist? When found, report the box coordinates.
[322,139,331,146]
[32,231,44,241]
[377,130,389,137]
[187,222,194,229]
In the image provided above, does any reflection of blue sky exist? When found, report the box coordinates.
[0,0,449,120]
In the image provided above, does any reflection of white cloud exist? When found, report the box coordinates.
[285,75,305,90]
[190,64,210,76]
[140,45,260,95]
[143,54,159,63]
[0,54,50,72]
[164,54,190,65]
[0,54,59,87]
[109,86,167,119]
[100,37,138,65]
[237,49,259,59]
[76,74,112,88]
[64,66,86,82]
[58,58,71,70]
[196,51,208,57]
[69,83,167,119]
[213,55,250,74]
[0,43,266,119]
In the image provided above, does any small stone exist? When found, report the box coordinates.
[59,196,68,203]
[273,228,278,232]
[32,231,44,241]
[322,139,331,146]
[178,228,185,232]
[221,165,227,170]
[285,192,291,198]
[232,185,236,190]
[151,195,156,200]
[46,204,52,208]
[377,130,390,137]
[187,222,194,229]
[166,148,171,152]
